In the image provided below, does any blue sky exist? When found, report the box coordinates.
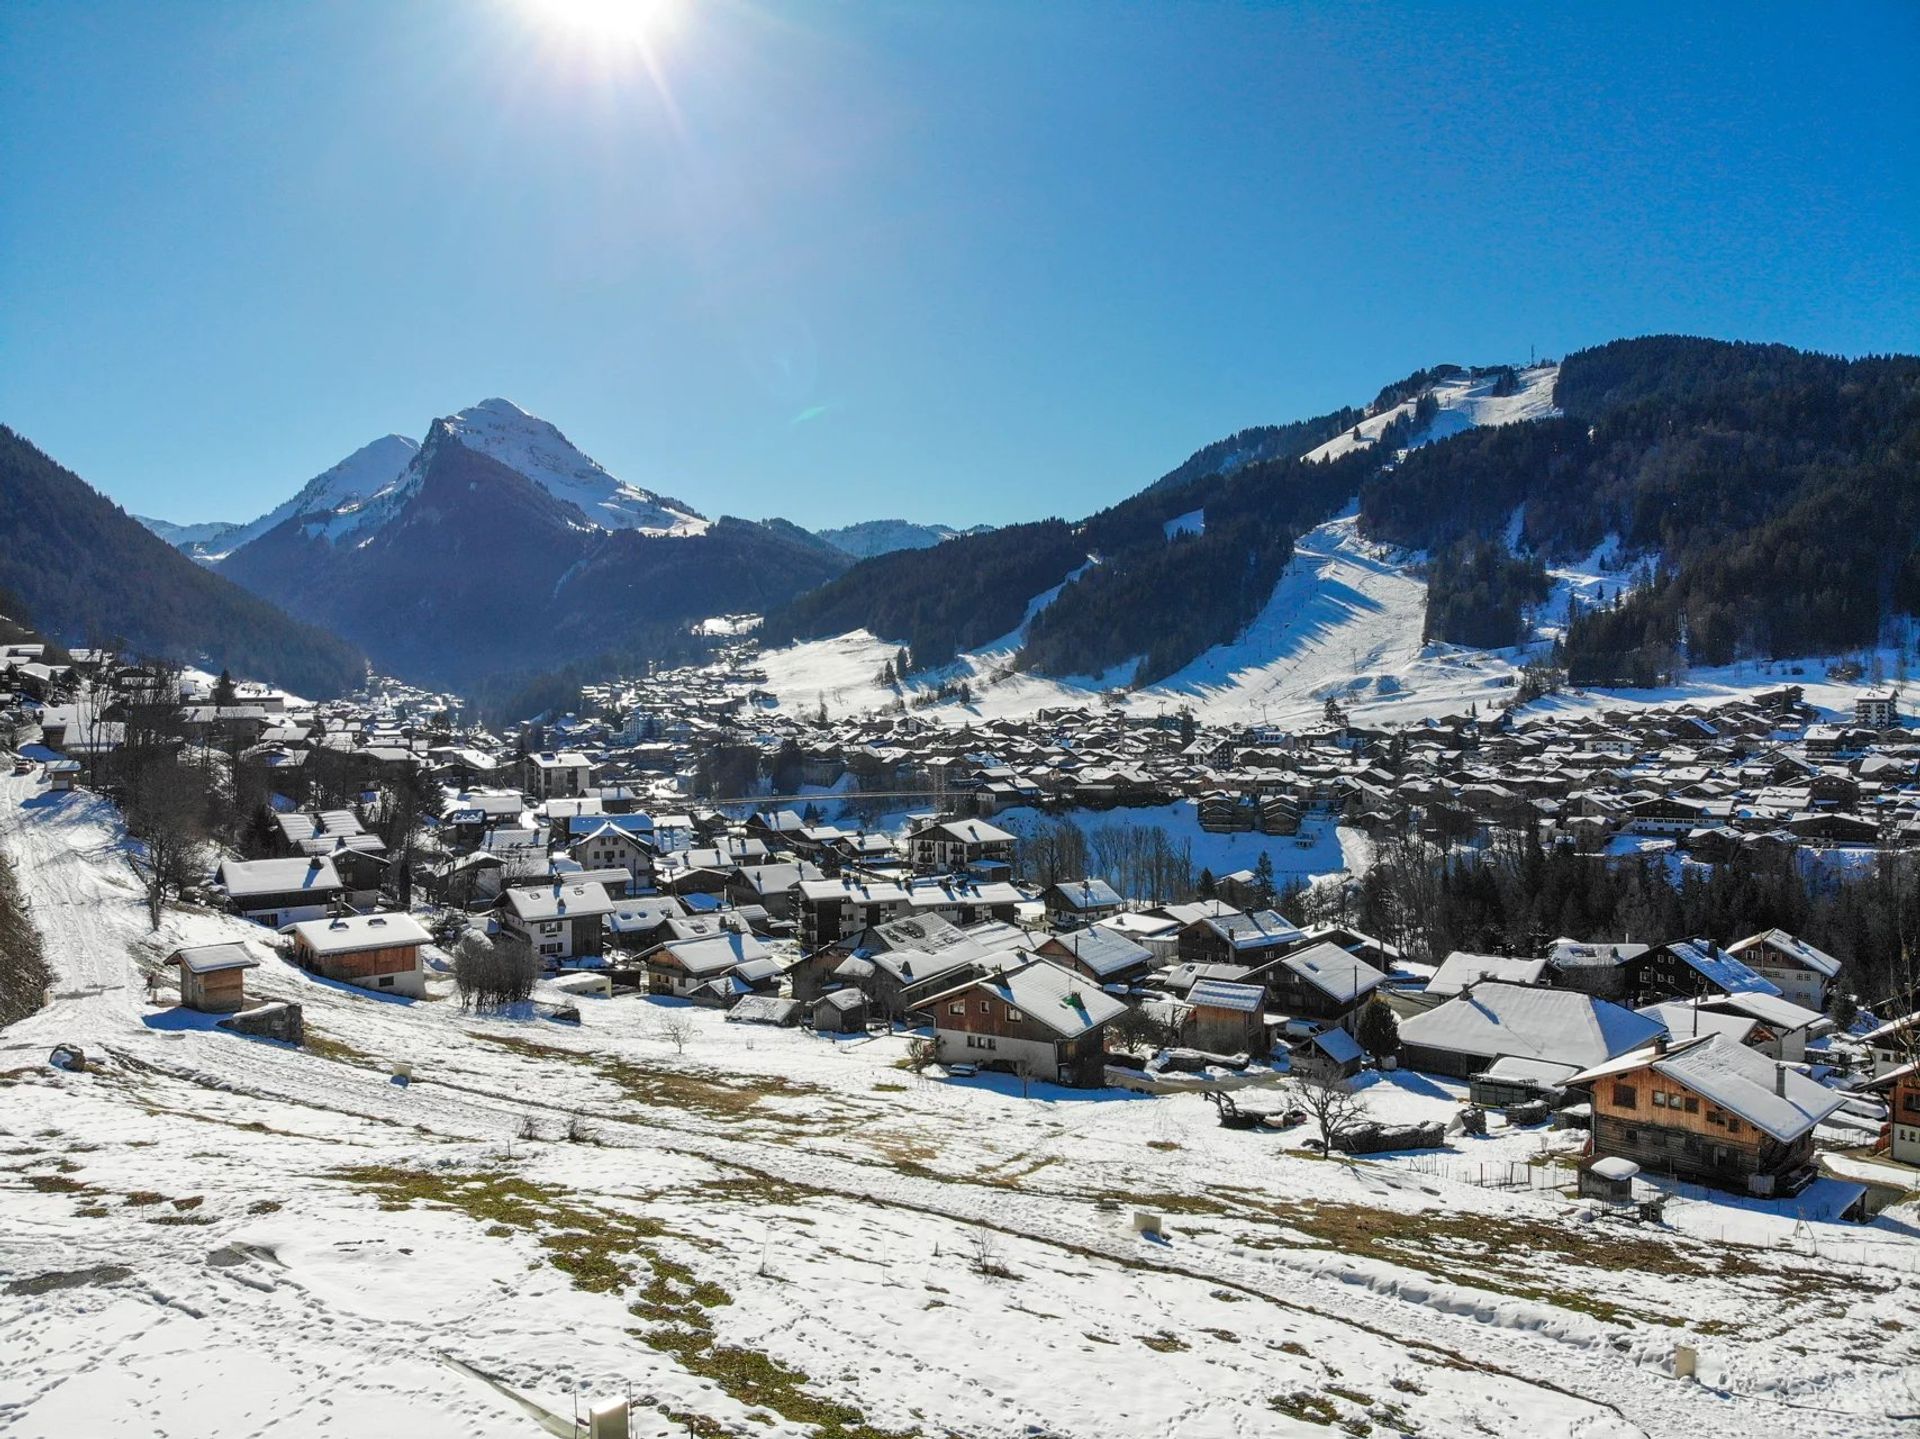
[3,1,1916,531]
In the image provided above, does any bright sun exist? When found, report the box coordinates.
[530,0,675,47]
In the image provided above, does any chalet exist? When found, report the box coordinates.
[1043,878,1123,929]
[644,931,771,999]
[1398,982,1665,1080]
[726,861,824,921]
[288,912,430,998]
[1256,941,1385,1030]
[1569,1034,1845,1196]
[1544,938,1646,1001]
[522,750,592,801]
[1624,939,1779,1009]
[166,943,259,1013]
[1725,929,1841,1009]
[499,881,617,964]
[1862,1011,1920,1077]
[215,855,345,928]
[1183,978,1269,1057]
[1860,1062,1920,1167]
[809,987,870,1034]
[905,817,1016,875]
[1096,910,1183,962]
[1176,908,1304,967]
[925,957,1126,1087]
[1033,925,1157,989]
[793,913,1018,1018]
[1697,991,1827,1060]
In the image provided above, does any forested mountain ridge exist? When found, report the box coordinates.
[0,426,369,696]
[769,336,1919,693]
[1365,336,1920,677]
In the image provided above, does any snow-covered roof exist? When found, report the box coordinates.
[1728,928,1842,980]
[1048,878,1123,910]
[1633,1002,1757,1046]
[932,958,1127,1039]
[168,942,259,974]
[1045,925,1153,978]
[1187,978,1266,1013]
[1310,1027,1364,1064]
[1273,941,1386,1002]
[504,882,618,922]
[657,931,768,976]
[1200,909,1306,950]
[1569,1035,1847,1142]
[216,856,342,898]
[289,912,431,955]
[1401,982,1664,1069]
[1662,940,1780,997]
[1426,951,1549,997]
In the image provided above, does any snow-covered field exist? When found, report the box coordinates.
[3,774,1918,1438]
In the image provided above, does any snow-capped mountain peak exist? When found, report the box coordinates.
[443,398,707,536]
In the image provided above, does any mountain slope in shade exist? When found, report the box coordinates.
[217,420,846,689]
[0,427,367,697]
[814,519,991,558]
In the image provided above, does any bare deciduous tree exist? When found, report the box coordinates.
[125,755,208,930]
[1289,1069,1370,1154]
[656,1011,695,1054]
[453,929,537,1012]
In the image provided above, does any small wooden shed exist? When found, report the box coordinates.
[809,987,869,1034]
[167,943,260,1014]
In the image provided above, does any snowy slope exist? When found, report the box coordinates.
[814,519,986,558]
[135,515,241,550]
[1304,363,1560,464]
[214,434,420,558]
[441,398,706,536]
[3,773,1916,1439]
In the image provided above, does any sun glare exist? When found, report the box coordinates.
[530,0,677,48]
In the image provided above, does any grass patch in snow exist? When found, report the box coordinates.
[336,1163,911,1439]
[303,1030,380,1068]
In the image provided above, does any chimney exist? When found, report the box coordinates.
[1653,1032,1668,1055]
[1774,1063,1787,1097]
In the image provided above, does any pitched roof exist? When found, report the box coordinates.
[930,957,1127,1038]
[1188,978,1266,1014]
[1427,951,1548,997]
[1400,982,1665,1068]
[1728,928,1842,979]
[168,942,259,974]
[1273,941,1386,1002]
[216,856,342,898]
[1569,1035,1847,1142]
[290,912,432,956]
[1661,940,1780,997]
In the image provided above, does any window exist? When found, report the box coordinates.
[1612,1084,1637,1109]
[966,1035,997,1051]
[1652,1092,1669,1108]
[979,1000,991,1013]
[1682,1096,1699,1114]
[1006,1008,1024,1022]
[1706,1108,1726,1127]
[948,1002,965,1016]
[376,975,393,989]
